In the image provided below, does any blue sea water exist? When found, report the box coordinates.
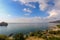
[0,23,59,35]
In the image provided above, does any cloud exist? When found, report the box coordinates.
[16,0,36,8]
[0,13,11,22]
[13,0,60,22]
[25,4,36,8]
[23,8,32,13]
[4,17,42,23]
[13,0,48,11]
[54,0,60,9]
[13,0,60,16]
[48,10,60,20]
[47,0,60,19]
[38,0,48,11]
[24,14,30,16]
[0,13,11,18]
[12,0,17,2]
[47,9,58,18]
[18,0,37,4]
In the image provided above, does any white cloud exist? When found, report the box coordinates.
[13,0,60,22]
[25,4,36,8]
[12,0,17,2]
[47,0,60,19]
[38,0,48,11]
[19,0,37,4]
[24,14,30,16]
[4,17,42,23]
[13,0,48,11]
[0,13,11,18]
[18,0,37,8]
[48,10,60,19]
[47,9,58,18]
[23,8,32,13]
[0,13,11,22]
[54,0,60,9]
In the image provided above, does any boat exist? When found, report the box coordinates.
[0,22,8,26]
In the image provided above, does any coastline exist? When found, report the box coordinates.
[0,24,60,40]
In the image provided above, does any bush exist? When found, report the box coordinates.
[13,33,25,40]
[0,35,7,40]
[57,25,60,28]
[48,37,60,40]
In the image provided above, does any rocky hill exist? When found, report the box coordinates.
[50,20,60,23]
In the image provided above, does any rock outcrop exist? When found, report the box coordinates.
[0,22,8,26]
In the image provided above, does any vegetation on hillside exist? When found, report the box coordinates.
[57,25,60,28]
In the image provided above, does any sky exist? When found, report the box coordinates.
[0,0,60,23]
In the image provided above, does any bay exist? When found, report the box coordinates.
[0,23,59,35]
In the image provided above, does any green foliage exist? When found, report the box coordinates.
[13,33,25,40]
[1,29,60,40]
[34,31,43,37]
[29,31,43,37]
[57,25,60,28]
[29,32,35,36]
[49,31,57,34]
[0,35,7,40]
[48,37,60,40]
[49,30,60,35]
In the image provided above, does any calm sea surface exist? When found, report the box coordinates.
[0,23,59,35]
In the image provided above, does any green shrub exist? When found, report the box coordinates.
[48,37,60,40]
[57,25,60,28]
[0,35,7,40]
[13,33,25,40]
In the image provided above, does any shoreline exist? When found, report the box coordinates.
[0,24,60,40]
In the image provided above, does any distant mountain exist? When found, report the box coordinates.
[50,20,60,23]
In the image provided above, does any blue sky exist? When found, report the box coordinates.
[0,0,60,23]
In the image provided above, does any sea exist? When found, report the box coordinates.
[0,23,60,35]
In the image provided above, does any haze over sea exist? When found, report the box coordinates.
[0,23,59,35]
